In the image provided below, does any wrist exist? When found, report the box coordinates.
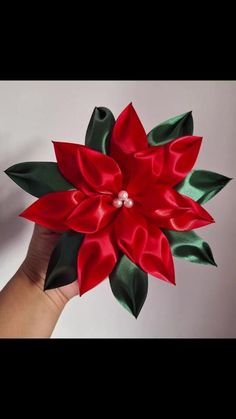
[0,267,66,338]
[19,261,68,312]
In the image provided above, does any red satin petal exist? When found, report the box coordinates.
[77,226,118,295]
[66,194,117,233]
[115,208,147,259]
[125,136,202,192]
[141,222,175,284]
[20,191,85,232]
[124,146,165,194]
[159,136,202,186]
[53,141,122,195]
[76,144,122,194]
[115,208,175,284]
[110,103,148,171]
[136,184,214,231]
[53,141,83,190]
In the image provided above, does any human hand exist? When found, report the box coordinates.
[21,224,79,306]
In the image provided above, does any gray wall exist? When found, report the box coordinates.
[0,81,235,337]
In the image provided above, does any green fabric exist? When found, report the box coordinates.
[109,254,148,318]
[85,105,148,316]
[175,170,232,204]
[5,162,73,198]
[85,106,115,153]
[163,229,217,265]
[44,231,84,290]
[147,111,193,146]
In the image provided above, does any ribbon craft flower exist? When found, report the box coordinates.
[5,104,231,317]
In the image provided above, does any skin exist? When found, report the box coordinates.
[0,224,79,338]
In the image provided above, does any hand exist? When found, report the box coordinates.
[21,224,79,305]
[0,224,79,337]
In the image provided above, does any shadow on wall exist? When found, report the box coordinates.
[0,134,47,255]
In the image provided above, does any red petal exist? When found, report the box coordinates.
[159,136,202,186]
[125,136,202,192]
[66,194,117,233]
[77,226,118,295]
[20,191,85,231]
[53,141,83,190]
[136,184,214,231]
[141,223,175,284]
[115,208,175,284]
[110,103,148,171]
[124,146,165,194]
[53,141,122,195]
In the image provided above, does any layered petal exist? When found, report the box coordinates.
[77,226,118,295]
[110,103,148,172]
[53,141,83,190]
[115,208,175,284]
[125,136,202,192]
[124,146,165,194]
[66,194,117,233]
[159,135,202,186]
[53,141,122,195]
[20,191,85,231]
[136,184,214,231]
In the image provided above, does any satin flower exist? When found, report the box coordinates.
[20,104,214,295]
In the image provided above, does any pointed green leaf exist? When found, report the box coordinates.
[109,255,148,318]
[175,170,232,205]
[85,106,115,154]
[5,162,74,198]
[44,231,84,290]
[147,111,193,146]
[163,229,217,266]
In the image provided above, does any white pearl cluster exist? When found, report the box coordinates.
[113,190,134,208]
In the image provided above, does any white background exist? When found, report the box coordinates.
[0,81,235,337]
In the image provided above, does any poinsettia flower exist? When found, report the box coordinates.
[20,104,214,295]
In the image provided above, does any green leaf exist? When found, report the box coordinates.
[44,231,84,290]
[85,106,115,154]
[109,255,148,318]
[5,161,74,198]
[147,111,193,146]
[175,170,232,205]
[163,229,217,266]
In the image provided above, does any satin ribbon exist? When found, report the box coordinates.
[20,103,215,294]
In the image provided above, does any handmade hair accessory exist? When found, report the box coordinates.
[5,104,231,317]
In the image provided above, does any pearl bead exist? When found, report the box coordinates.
[118,190,128,201]
[112,198,123,208]
[124,198,134,208]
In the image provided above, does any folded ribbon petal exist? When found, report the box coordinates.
[110,103,148,171]
[124,146,165,194]
[20,191,85,231]
[115,208,175,284]
[66,194,117,233]
[140,222,175,285]
[53,142,83,190]
[135,184,214,231]
[125,136,202,191]
[53,142,122,195]
[77,226,118,295]
[158,136,202,186]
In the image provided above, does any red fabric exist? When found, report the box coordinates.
[109,103,148,172]
[124,136,202,193]
[20,191,85,231]
[115,208,175,284]
[66,194,117,233]
[53,142,123,195]
[77,226,118,295]
[134,184,214,230]
[21,104,214,294]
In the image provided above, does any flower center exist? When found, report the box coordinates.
[112,190,134,208]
